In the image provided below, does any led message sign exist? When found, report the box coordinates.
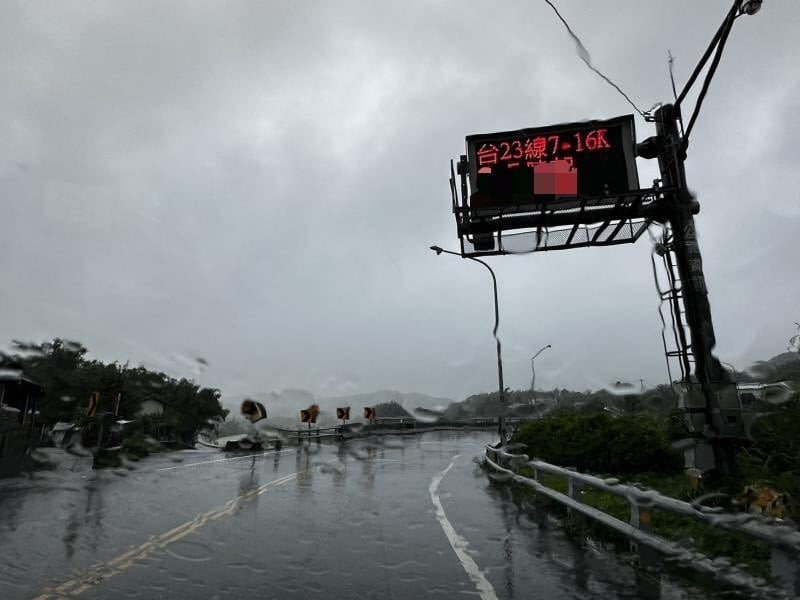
[465,114,639,211]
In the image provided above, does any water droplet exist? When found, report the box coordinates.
[164,540,213,562]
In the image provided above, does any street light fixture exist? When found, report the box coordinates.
[529,344,552,408]
[430,245,506,442]
[739,0,762,16]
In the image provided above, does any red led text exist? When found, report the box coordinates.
[476,128,611,168]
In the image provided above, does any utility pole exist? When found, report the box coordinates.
[654,104,737,471]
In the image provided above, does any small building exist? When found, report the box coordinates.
[0,374,44,425]
[0,374,46,476]
[736,381,795,407]
[136,398,165,417]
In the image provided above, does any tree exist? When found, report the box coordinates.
[1,338,226,442]
[1,338,88,422]
[374,401,412,418]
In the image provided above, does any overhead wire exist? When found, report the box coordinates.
[541,0,743,146]
[542,0,649,118]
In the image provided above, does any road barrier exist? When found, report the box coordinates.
[278,417,532,441]
[485,443,800,598]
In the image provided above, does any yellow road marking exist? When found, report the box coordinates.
[38,466,312,598]
[156,449,294,471]
[106,546,145,568]
[53,580,78,592]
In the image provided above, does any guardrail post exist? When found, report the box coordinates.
[770,547,800,596]
[532,467,542,483]
[566,471,583,523]
[496,450,507,470]
[629,499,658,569]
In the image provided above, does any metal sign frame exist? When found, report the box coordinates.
[450,157,671,257]
[450,114,672,257]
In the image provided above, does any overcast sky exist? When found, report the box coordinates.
[2,1,798,406]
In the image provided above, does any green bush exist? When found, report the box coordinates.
[665,409,691,441]
[122,433,158,460]
[749,398,800,476]
[512,411,683,475]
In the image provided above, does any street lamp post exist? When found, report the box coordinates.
[430,245,506,442]
[530,344,551,408]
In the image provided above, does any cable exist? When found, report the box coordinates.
[667,50,685,137]
[674,0,740,111]
[682,11,739,144]
[646,2,740,169]
[668,51,679,102]
[542,0,648,117]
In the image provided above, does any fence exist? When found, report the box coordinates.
[485,443,800,598]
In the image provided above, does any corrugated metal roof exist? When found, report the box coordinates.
[0,373,44,390]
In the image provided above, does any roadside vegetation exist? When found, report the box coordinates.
[513,411,683,475]
[1,338,227,459]
[495,385,800,580]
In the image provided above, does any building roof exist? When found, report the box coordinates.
[0,373,44,392]
[737,381,793,391]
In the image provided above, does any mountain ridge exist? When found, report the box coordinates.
[222,388,455,419]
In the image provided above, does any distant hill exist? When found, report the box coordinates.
[744,352,800,383]
[766,352,800,368]
[221,388,454,424]
[373,401,413,418]
[321,390,453,411]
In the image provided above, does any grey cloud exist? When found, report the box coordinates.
[1,1,798,402]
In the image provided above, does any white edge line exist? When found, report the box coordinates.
[429,455,500,600]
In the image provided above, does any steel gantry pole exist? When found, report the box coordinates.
[653,104,736,471]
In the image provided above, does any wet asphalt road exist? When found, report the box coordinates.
[1,431,732,599]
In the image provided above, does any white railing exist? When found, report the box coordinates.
[485,443,800,598]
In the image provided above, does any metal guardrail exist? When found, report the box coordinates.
[279,418,531,441]
[485,443,800,598]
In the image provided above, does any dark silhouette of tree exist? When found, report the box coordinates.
[1,338,226,442]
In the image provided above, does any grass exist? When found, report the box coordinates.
[497,408,800,581]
